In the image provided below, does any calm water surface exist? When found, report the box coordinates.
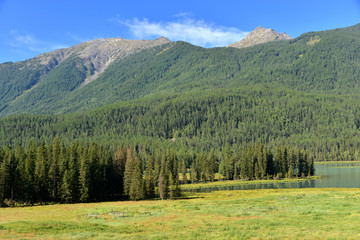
[185,162,360,193]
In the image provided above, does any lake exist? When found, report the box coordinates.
[185,162,360,193]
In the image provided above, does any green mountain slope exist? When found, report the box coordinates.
[1,24,360,161]
[2,24,360,115]
[1,87,360,161]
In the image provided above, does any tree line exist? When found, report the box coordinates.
[0,137,314,206]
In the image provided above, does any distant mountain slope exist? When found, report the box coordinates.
[2,24,360,116]
[227,26,292,48]
[0,37,170,114]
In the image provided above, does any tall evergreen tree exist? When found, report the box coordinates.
[34,141,48,202]
[123,146,135,196]
[207,149,217,182]
[113,146,127,198]
[0,149,10,204]
[49,136,60,201]
[24,141,37,202]
[144,158,155,199]
[129,157,144,200]
[79,147,90,202]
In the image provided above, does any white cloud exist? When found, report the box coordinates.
[9,30,68,53]
[118,17,248,48]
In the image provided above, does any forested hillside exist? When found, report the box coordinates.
[1,24,360,162]
[1,87,360,162]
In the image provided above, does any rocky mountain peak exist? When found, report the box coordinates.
[33,36,171,86]
[227,26,292,49]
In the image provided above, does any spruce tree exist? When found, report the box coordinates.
[14,145,26,201]
[153,153,161,184]
[180,158,187,183]
[123,147,135,196]
[129,157,144,200]
[113,146,127,198]
[24,141,37,202]
[207,149,217,182]
[49,136,60,201]
[0,150,10,204]
[190,161,198,183]
[158,174,167,200]
[34,141,48,202]
[79,147,90,202]
[144,158,155,199]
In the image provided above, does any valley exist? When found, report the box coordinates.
[1,22,360,238]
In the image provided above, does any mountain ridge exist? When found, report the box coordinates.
[33,36,171,86]
[227,26,292,48]
[2,23,360,116]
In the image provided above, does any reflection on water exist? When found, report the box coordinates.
[185,162,360,193]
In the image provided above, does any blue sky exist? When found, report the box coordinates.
[1,0,360,63]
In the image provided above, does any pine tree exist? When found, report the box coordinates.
[129,157,144,200]
[14,145,26,202]
[173,173,181,198]
[49,136,60,201]
[218,158,226,180]
[24,141,37,202]
[113,146,127,198]
[0,150,10,204]
[180,158,187,184]
[199,153,207,181]
[158,174,167,200]
[58,143,68,199]
[144,158,155,199]
[281,146,289,177]
[222,143,234,180]
[288,165,294,178]
[190,160,198,183]
[61,170,73,203]
[34,141,48,202]
[261,145,269,178]
[79,147,90,202]
[153,153,161,184]
[240,147,249,179]
[7,149,18,203]
[158,152,169,199]
[123,147,135,196]
[298,150,306,178]
[274,146,282,177]
[169,172,175,199]
[207,149,217,182]
[265,148,275,177]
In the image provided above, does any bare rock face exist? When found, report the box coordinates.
[227,26,292,49]
[32,37,171,86]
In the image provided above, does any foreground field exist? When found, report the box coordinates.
[1,188,360,239]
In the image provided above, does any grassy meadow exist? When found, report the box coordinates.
[1,187,360,239]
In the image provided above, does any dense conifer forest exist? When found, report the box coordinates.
[0,137,313,206]
[1,88,360,162]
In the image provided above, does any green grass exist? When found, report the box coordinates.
[1,188,360,239]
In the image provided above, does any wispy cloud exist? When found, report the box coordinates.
[9,30,68,53]
[116,16,248,48]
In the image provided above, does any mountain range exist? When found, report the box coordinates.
[1,23,360,161]
[0,24,339,115]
